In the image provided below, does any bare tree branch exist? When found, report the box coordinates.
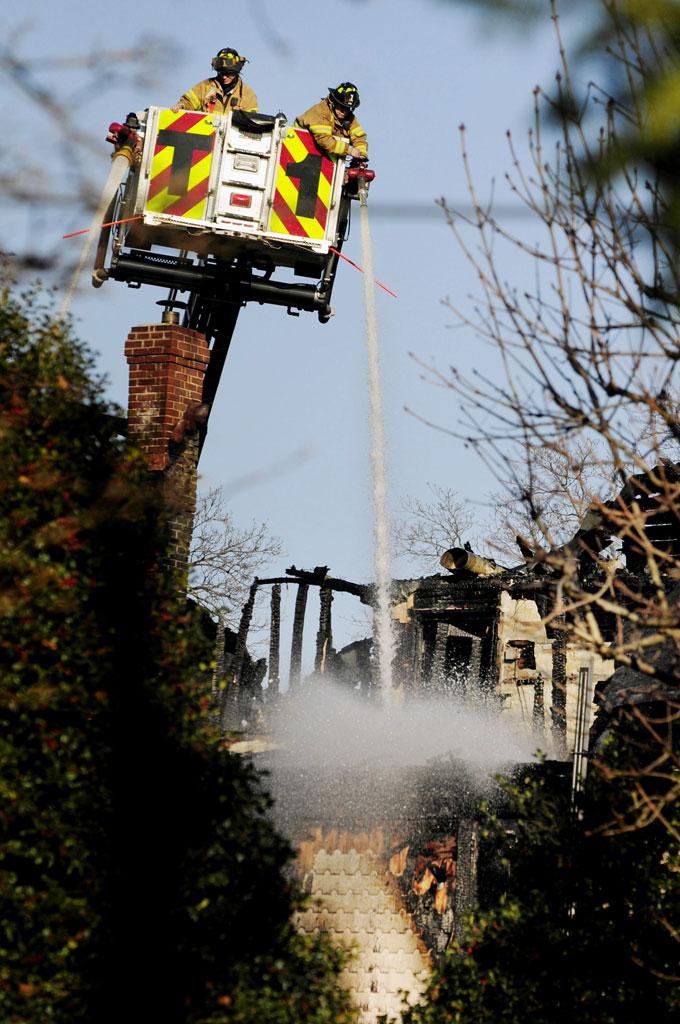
[1,26,177,280]
[394,483,476,572]
[422,0,680,837]
[188,486,283,626]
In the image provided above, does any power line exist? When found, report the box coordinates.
[367,200,535,221]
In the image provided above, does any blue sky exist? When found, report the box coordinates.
[3,0,577,666]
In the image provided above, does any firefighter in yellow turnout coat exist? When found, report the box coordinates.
[175,47,258,115]
[295,82,368,160]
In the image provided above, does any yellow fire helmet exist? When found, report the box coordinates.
[212,48,247,75]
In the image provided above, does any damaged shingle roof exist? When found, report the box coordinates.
[296,831,430,1024]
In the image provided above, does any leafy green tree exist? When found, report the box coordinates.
[0,282,354,1023]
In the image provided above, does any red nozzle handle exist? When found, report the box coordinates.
[347,167,376,181]
[106,122,125,144]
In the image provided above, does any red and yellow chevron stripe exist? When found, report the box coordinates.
[145,109,215,221]
[269,129,334,239]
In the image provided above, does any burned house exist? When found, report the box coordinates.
[219,463,680,1023]
[223,549,612,760]
[384,547,611,760]
[215,555,604,1021]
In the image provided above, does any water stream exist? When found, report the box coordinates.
[359,202,396,696]
[265,677,537,835]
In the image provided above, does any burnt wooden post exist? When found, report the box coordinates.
[454,820,479,943]
[430,620,449,693]
[395,616,416,694]
[222,581,257,728]
[315,585,334,674]
[268,583,281,693]
[533,674,545,728]
[210,620,226,726]
[412,616,424,695]
[289,583,309,689]
[468,636,482,695]
[479,610,500,701]
[549,624,568,755]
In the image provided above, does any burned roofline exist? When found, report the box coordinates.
[285,564,368,599]
[396,569,545,599]
[529,459,680,566]
[252,565,369,601]
[390,568,658,646]
[396,564,661,599]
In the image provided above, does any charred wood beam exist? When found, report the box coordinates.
[222,581,257,728]
[315,585,334,674]
[413,617,424,694]
[468,637,482,697]
[211,622,227,727]
[249,576,302,588]
[429,621,449,693]
[244,571,368,597]
[533,675,545,727]
[550,622,568,756]
[268,583,281,693]
[286,564,367,600]
[479,616,499,700]
[289,583,309,690]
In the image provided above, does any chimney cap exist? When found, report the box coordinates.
[156,298,187,326]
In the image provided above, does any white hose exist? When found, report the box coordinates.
[58,151,131,320]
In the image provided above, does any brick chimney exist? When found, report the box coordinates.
[125,323,210,577]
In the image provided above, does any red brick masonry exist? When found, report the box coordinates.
[125,324,210,471]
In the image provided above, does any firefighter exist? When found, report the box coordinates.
[174,47,258,115]
[295,82,368,161]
